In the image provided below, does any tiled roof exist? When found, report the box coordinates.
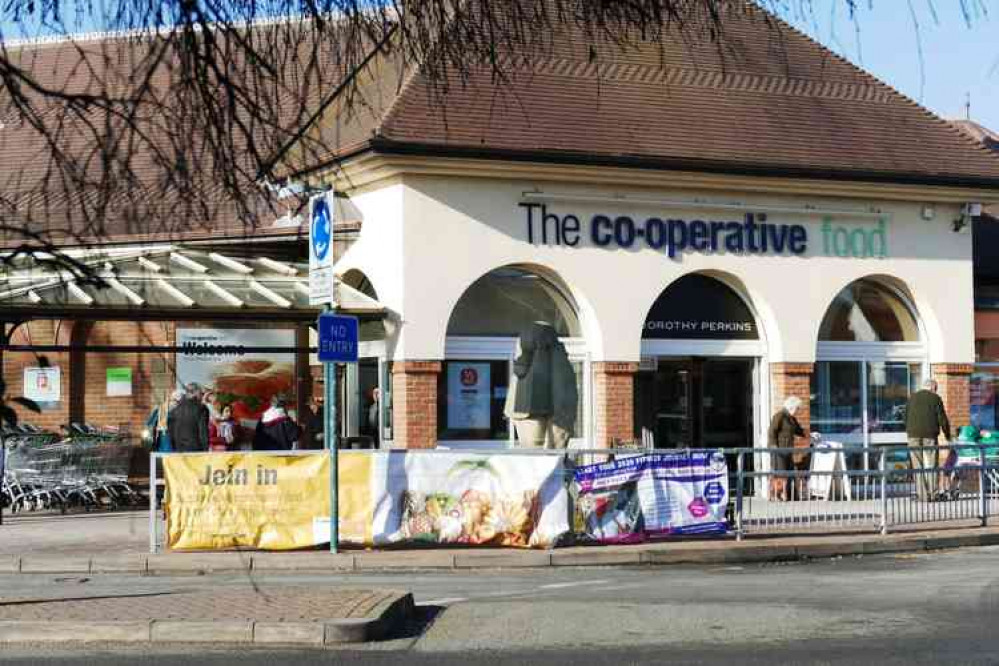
[0,22,359,246]
[287,2,999,189]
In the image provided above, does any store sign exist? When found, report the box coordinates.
[309,192,335,305]
[446,362,491,429]
[518,203,888,260]
[643,274,758,340]
[23,367,60,403]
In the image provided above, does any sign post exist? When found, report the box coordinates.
[318,312,359,554]
[309,190,338,552]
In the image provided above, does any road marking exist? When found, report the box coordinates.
[539,579,611,590]
[420,597,467,606]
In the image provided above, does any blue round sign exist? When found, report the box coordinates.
[311,198,332,262]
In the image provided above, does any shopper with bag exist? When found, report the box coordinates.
[768,396,806,501]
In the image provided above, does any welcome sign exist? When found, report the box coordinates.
[518,203,888,259]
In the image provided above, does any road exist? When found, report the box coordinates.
[2,546,999,664]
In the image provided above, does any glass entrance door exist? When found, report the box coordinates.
[635,357,753,450]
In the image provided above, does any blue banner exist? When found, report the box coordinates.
[574,451,729,543]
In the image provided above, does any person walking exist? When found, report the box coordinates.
[253,395,301,451]
[905,378,952,501]
[768,396,806,501]
[167,383,209,452]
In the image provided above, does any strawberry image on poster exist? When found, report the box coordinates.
[687,497,710,519]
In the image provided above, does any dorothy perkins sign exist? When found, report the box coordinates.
[518,203,888,259]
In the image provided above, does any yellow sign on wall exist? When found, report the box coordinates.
[164,452,372,551]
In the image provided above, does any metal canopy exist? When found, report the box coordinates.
[0,245,385,321]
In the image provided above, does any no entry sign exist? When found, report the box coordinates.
[317,312,358,363]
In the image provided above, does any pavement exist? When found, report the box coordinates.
[6,507,999,652]
[1,510,999,574]
[4,546,999,663]
[0,585,414,646]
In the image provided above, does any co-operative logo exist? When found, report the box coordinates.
[311,198,332,262]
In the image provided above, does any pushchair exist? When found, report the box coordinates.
[938,426,986,501]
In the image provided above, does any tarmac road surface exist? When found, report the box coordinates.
[3,545,999,664]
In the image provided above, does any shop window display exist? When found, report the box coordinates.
[818,281,920,342]
[972,341,999,431]
[813,279,925,477]
[442,267,584,445]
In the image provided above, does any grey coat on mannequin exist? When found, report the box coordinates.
[506,321,578,447]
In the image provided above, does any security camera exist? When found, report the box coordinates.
[963,203,983,217]
[953,203,983,233]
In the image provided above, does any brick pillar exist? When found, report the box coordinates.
[933,363,973,437]
[593,362,639,448]
[392,360,441,449]
[770,363,814,434]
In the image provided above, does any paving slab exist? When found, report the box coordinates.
[253,622,326,646]
[91,555,148,574]
[19,556,91,574]
[151,620,252,644]
[551,549,644,567]
[147,552,251,573]
[355,551,456,570]
[252,552,355,572]
[862,537,928,555]
[454,551,552,569]
[0,587,414,647]
[793,540,867,559]
[0,621,151,643]
[0,556,20,574]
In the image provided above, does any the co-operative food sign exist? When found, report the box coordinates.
[518,203,888,259]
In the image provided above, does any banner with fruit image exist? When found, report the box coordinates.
[367,452,570,549]
[573,451,729,544]
[163,450,569,551]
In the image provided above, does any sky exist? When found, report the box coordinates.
[786,0,999,131]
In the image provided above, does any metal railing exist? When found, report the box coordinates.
[148,443,999,553]
[731,443,997,539]
[148,445,653,553]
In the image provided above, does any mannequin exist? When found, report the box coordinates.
[504,321,578,448]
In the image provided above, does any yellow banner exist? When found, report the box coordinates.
[164,452,371,551]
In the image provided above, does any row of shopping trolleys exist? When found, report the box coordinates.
[1,423,141,514]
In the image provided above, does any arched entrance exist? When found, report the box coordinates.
[339,269,388,447]
[811,278,926,455]
[635,274,764,450]
[442,265,588,448]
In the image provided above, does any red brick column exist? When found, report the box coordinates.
[770,363,814,434]
[933,363,973,437]
[392,360,441,449]
[593,362,639,448]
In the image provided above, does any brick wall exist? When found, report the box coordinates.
[593,362,638,448]
[933,363,973,436]
[392,361,441,449]
[81,321,174,435]
[770,362,814,434]
[2,320,73,430]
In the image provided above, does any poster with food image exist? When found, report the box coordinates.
[176,328,295,423]
[368,452,570,548]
